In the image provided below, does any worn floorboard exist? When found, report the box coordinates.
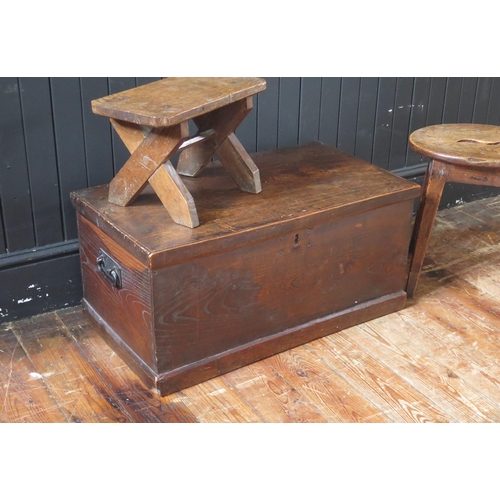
[4,195,500,423]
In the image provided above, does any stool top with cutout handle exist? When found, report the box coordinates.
[410,123,500,168]
[406,123,500,299]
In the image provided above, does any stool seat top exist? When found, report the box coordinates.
[92,77,266,128]
[410,123,500,168]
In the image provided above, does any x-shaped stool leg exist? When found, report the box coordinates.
[108,119,200,228]
[177,97,262,194]
[107,97,261,228]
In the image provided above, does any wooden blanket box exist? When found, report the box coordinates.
[71,142,420,396]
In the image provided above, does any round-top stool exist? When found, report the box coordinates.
[407,123,500,297]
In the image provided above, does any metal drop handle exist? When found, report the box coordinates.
[96,249,122,289]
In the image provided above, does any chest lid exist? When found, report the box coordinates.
[71,142,420,269]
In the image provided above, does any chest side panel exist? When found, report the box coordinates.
[153,200,413,372]
[78,215,156,370]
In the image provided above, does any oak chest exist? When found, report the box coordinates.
[71,142,420,396]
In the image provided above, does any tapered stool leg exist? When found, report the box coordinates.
[406,160,448,298]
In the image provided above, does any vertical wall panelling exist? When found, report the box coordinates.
[388,78,415,171]
[442,78,463,123]
[406,77,431,167]
[372,77,397,170]
[425,77,447,126]
[486,78,500,125]
[318,77,341,147]
[235,93,257,154]
[136,77,161,86]
[277,77,301,149]
[472,77,493,124]
[0,204,6,254]
[457,77,478,123]
[354,77,378,164]
[298,77,322,144]
[51,77,88,241]
[0,77,36,252]
[18,78,64,247]
[256,77,279,152]
[108,78,137,175]
[337,77,361,156]
[80,78,114,188]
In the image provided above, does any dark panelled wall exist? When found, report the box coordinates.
[1,77,500,321]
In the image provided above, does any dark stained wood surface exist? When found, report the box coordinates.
[91,77,266,127]
[74,142,418,395]
[77,216,156,371]
[406,159,448,296]
[72,142,420,269]
[6,195,500,421]
[154,292,408,396]
[151,202,413,371]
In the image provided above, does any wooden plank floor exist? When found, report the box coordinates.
[4,195,500,423]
